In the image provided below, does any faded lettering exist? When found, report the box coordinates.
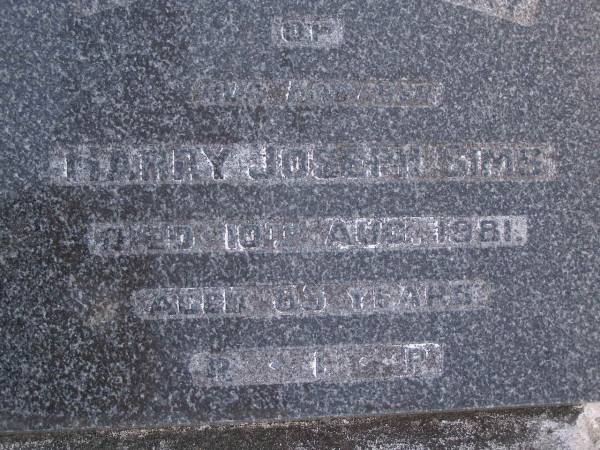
[189,343,443,387]
[71,0,135,17]
[442,0,540,26]
[133,280,489,320]
[191,79,442,108]
[88,216,528,255]
[49,143,557,186]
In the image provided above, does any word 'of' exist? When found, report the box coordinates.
[271,17,344,48]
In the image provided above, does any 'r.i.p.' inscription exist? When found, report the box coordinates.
[189,343,443,387]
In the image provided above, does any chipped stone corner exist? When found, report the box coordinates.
[572,402,600,449]
[542,402,600,450]
[511,0,541,27]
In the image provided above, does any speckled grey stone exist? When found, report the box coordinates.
[0,406,590,449]
[0,0,598,433]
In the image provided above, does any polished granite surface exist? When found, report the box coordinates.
[0,0,598,431]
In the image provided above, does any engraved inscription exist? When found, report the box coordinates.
[189,343,443,387]
[442,0,540,26]
[272,17,344,48]
[133,280,489,319]
[49,143,556,186]
[88,216,528,255]
[191,80,442,108]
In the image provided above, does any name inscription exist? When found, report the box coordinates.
[133,280,489,319]
[189,343,443,387]
[88,216,527,255]
[49,143,556,185]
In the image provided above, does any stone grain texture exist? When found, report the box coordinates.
[0,406,598,449]
[0,0,598,433]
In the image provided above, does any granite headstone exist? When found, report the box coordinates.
[0,0,598,432]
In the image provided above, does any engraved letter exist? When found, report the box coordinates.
[203,146,230,180]
[479,220,500,243]
[249,146,278,180]
[326,221,353,247]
